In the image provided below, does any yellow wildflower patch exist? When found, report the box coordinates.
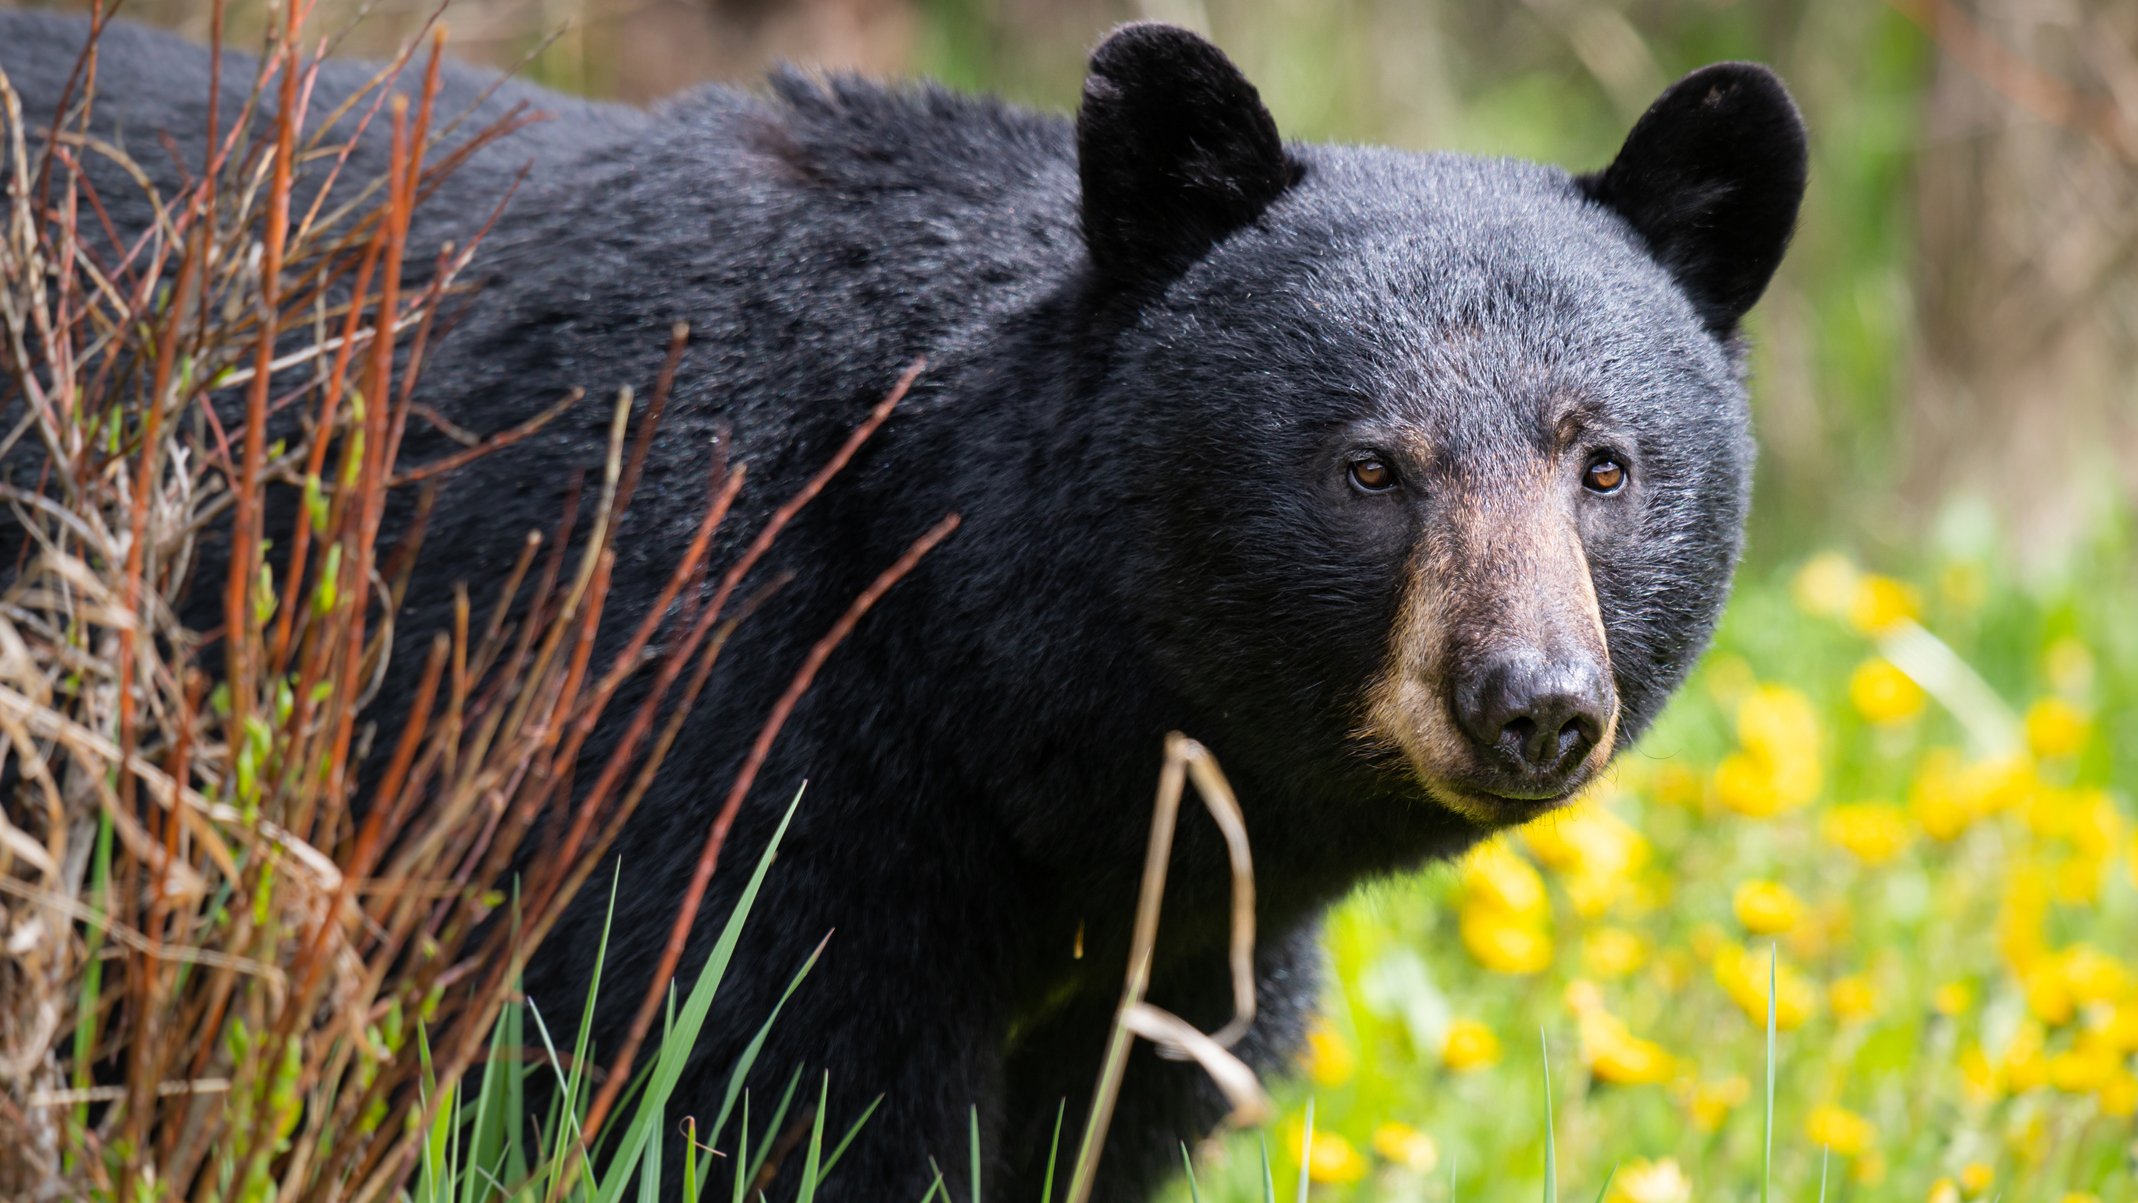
[1732,879,1806,934]
[1607,1158,1692,1203]
[1369,1123,1438,1173]
[1714,942,1819,1029]
[1849,656,1924,722]
[1821,801,1913,863]
[2024,696,2090,758]
[1301,1018,1355,1087]
[1829,975,1879,1024]
[1847,573,1917,634]
[1804,1102,1876,1156]
[1441,1019,1499,1071]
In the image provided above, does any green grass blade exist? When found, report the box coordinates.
[918,1161,947,1203]
[969,1104,983,1203]
[731,1093,750,1203]
[1039,1099,1065,1203]
[1817,1147,1829,1203]
[1541,1029,1555,1203]
[1259,1132,1275,1203]
[1449,1153,1458,1203]
[594,785,806,1203]
[795,1072,831,1203]
[1591,1161,1619,1203]
[1763,943,1776,1203]
[1296,1097,1313,1203]
[683,1117,700,1203]
[1180,1143,1203,1203]
[816,1092,883,1183]
[638,1094,663,1203]
[709,932,830,1149]
[745,1065,805,1189]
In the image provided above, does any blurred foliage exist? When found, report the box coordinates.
[1172,532,2138,1201]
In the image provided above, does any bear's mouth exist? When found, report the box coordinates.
[1424,776,1587,829]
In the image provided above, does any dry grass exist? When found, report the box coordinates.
[0,7,945,1198]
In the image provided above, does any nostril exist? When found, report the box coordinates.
[1454,655,1613,780]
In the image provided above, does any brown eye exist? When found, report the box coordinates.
[1584,458,1626,493]
[1349,458,1394,492]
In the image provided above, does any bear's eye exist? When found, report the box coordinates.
[1348,458,1395,493]
[1584,458,1626,493]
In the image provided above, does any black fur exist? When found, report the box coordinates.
[1577,62,1809,336]
[0,15,1805,1202]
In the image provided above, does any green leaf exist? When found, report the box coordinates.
[795,1072,830,1203]
[815,1093,882,1185]
[968,1104,982,1203]
[1180,1143,1202,1203]
[1039,1099,1065,1203]
[1541,1029,1555,1203]
[594,785,806,1203]
[710,933,831,1150]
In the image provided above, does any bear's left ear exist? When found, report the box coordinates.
[1578,62,1808,337]
[1077,22,1297,292]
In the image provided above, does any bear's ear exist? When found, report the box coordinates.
[1077,22,1296,291]
[1578,62,1808,337]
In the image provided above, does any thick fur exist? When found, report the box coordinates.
[0,14,1805,1203]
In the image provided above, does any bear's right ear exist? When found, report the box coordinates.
[1077,23,1296,292]
[1579,62,1808,338]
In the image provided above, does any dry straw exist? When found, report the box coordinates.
[0,5,954,1199]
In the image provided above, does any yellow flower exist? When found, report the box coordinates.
[1847,574,1917,634]
[2025,696,2090,758]
[1821,802,1913,864]
[1524,802,1650,918]
[1370,1123,1438,1173]
[1794,552,1858,618]
[1291,1127,1366,1185]
[1850,657,1924,723]
[1714,943,1818,1030]
[1911,750,2031,841]
[1932,980,1973,1016]
[1462,841,1548,917]
[1732,880,1806,935]
[1804,1103,1875,1156]
[2058,1194,2101,1203]
[1716,686,1822,816]
[1442,1019,1500,1071]
[1460,906,1553,975]
[2047,1049,2111,1094]
[1673,1074,1748,1131]
[1829,975,1879,1024]
[1927,1179,1960,1203]
[1458,841,1553,973]
[1301,1018,1355,1087]
[1582,927,1648,980]
[1958,1162,1994,1196]
[2097,1068,2138,1117]
[1581,1017,1675,1085]
[1607,1158,1692,1203]
[1999,869,2051,974]
[2058,944,2130,1004]
[1958,1044,2001,1103]
[2023,963,2074,1026]
[2002,1021,2048,1091]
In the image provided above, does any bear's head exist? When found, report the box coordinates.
[1079,24,1806,830]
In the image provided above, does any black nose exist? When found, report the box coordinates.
[1453,654,1611,782]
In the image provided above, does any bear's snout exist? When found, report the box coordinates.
[1452,651,1614,795]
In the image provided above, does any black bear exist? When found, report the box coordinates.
[0,13,1806,1202]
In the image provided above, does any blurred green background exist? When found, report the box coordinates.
[43,0,2138,1197]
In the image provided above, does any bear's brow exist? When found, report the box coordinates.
[1549,396,1608,452]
